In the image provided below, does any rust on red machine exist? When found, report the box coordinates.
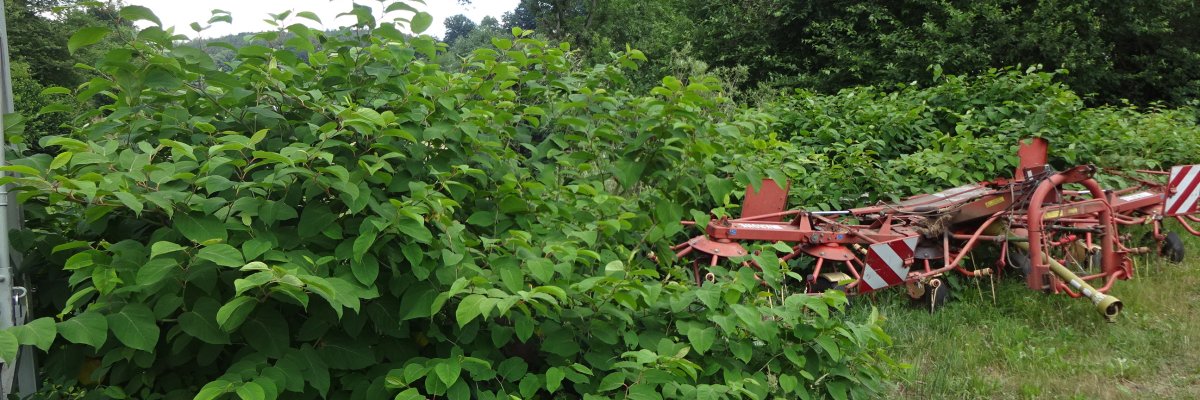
[665,136,1200,321]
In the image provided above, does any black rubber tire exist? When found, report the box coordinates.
[1141,231,1186,264]
[1162,231,1185,263]
[1008,249,1032,277]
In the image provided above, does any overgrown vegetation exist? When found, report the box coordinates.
[0,1,1198,399]
[2,3,893,399]
[453,0,1200,106]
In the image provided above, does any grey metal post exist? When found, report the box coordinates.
[0,2,34,397]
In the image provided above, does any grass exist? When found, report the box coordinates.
[862,235,1200,399]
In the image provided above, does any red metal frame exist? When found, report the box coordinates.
[666,139,1200,320]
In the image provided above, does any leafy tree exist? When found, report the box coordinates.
[442,14,475,44]
[682,0,1200,106]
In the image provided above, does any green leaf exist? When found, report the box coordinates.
[467,211,494,227]
[179,304,230,345]
[57,311,107,349]
[528,258,554,283]
[216,296,257,332]
[352,230,377,262]
[298,205,335,239]
[150,241,187,259]
[0,331,16,363]
[176,214,228,244]
[814,335,841,361]
[613,157,648,188]
[296,11,322,23]
[455,294,485,327]
[242,309,290,358]
[137,258,179,286]
[395,217,432,243]
[198,244,245,267]
[68,27,111,54]
[705,175,736,204]
[107,303,160,352]
[385,2,417,13]
[11,317,57,351]
[351,254,380,286]
[410,12,433,34]
[546,366,566,393]
[119,5,161,26]
[235,381,266,400]
[319,336,375,369]
[434,359,461,387]
[687,326,717,354]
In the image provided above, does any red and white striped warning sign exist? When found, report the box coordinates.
[1165,165,1200,216]
[858,236,919,293]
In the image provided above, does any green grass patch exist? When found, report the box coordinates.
[867,235,1200,399]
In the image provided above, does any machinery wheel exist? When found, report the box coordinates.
[910,278,949,313]
[1141,231,1186,264]
[1162,231,1185,263]
[1087,249,1102,271]
[1008,249,1032,277]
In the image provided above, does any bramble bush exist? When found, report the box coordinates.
[0,2,894,399]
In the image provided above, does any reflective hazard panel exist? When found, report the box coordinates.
[858,236,919,293]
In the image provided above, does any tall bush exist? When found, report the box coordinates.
[1,2,893,399]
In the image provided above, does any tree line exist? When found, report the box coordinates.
[448,0,1200,107]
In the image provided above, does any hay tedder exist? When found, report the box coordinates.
[666,138,1200,321]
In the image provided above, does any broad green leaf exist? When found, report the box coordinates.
[179,305,230,345]
[296,11,322,23]
[687,327,717,354]
[297,205,335,239]
[0,331,17,364]
[57,311,107,349]
[410,12,433,34]
[455,294,485,327]
[150,241,186,259]
[10,317,57,351]
[243,309,290,358]
[546,366,566,393]
[431,359,461,389]
[119,5,162,26]
[395,217,432,243]
[198,243,245,267]
[352,230,376,262]
[235,382,265,400]
[319,336,374,369]
[176,214,228,244]
[216,296,257,332]
[815,335,841,361]
[107,303,160,352]
[68,27,110,54]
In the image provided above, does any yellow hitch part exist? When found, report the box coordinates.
[986,225,1123,321]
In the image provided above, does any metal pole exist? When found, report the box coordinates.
[0,2,34,397]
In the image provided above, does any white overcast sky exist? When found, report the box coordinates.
[124,0,519,40]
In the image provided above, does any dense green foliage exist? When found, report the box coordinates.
[2,1,1199,400]
[473,0,1200,106]
[2,3,895,399]
[3,0,130,151]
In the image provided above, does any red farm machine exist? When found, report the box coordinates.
[666,138,1200,321]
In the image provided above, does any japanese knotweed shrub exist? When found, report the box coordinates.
[0,2,894,399]
[768,68,1200,208]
